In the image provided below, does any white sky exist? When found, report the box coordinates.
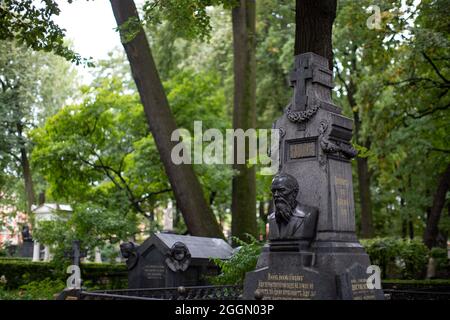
[54,0,144,83]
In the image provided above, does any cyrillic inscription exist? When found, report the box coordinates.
[256,273,316,300]
[289,141,316,160]
[144,264,165,280]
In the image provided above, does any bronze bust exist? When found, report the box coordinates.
[120,241,139,270]
[268,173,318,241]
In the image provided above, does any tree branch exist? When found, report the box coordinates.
[422,51,449,84]
[406,103,450,119]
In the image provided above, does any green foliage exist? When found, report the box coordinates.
[210,235,262,285]
[333,0,450,239]
[0,39,76,215]
[0,0,90,65]
[361,237,429,279]
[143,0,237,41]
[0,278,67,300]
[0,258,58,289]
[33,204,138,265]
[31,62,235,246]
[255,0,295,128]
[30,80,158,250]
[18,278,65,300]
[0,258,127,291]
[1,0,448,259]
[429,247,449,270]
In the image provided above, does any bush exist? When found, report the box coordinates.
[0,278,65,300]
[429,247,449,270]
[361,237,429,279]
[0,259,56,289]
[81,262,128,290]
[19,278,66,300]
[210,235,262,285]
[0,258,127,291]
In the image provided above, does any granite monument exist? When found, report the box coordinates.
[243,52,384,300]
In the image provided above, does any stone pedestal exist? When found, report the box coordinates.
[18,241,34,258]
[32,241,40,262]
[244,243,383,300]
[243,53,383,300]
[43,246,51,261]
[94,247,102,263]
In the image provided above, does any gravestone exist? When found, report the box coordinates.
[120,232,233,289]
[64,240,87,267]
[243,52,383,300]
[18,225,33,258]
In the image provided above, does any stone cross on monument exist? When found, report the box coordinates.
[65,240,86,267]
[289,57,312,111]
[243,53,383,300]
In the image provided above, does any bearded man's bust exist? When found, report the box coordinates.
[268,173,318,241]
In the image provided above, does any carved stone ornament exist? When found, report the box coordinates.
[165,241,191,272]
[318,120,358,159]
[286,97,320,124]
[120,242,139,270]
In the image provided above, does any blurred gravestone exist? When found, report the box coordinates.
[18,225,33,258]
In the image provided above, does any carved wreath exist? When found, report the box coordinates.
[286,97,320,124]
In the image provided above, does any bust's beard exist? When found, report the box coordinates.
[274,197,295,224]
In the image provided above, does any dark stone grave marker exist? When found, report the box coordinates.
[121,232,233,289]
[64,240,87,266]
[18,225,33,258]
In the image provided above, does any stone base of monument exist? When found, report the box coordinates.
[18,241,34,258]
[243,240,384,300]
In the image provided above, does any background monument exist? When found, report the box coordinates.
[121,233,234,289]
[244,52,384,300]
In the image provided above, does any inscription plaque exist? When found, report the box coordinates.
[256,273,316,300]
[338,264,384,300]
[351,278,376,300]
[144,264,165,280]
[334,176,351,226]
[287,140,316,160]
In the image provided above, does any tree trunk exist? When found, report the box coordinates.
[400,195,407,238]
[295,0,337,68]
[231,0,257,242]
[347,79,374,238]
[110,0,223,238]
[16,122,35,213]
[258,201,265,222]
[356,155,374,238]
[409,220,414,240]
[20,147,35,213]
[423,163,450,249]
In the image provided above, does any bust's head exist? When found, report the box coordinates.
[172,242,188,261]
[166,242,191,272]
[271,173,299,224]
[120,242,136,259]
